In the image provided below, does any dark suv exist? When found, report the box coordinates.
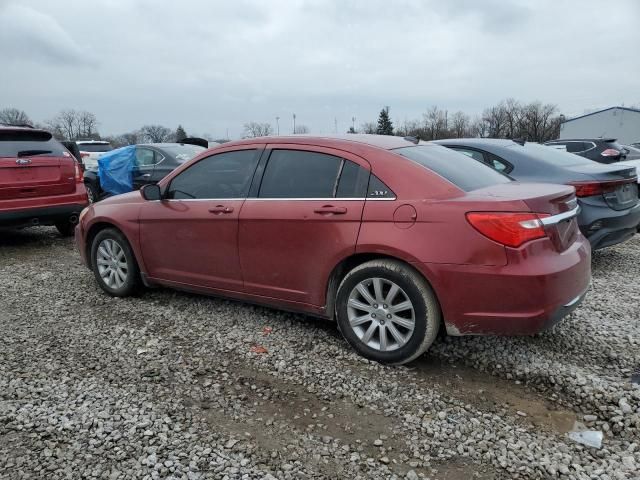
[545,138,627,164]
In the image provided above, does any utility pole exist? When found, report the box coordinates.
[226,128,229,140]
[293,113,296,134]
[334,117,338,134]
[275,116,280,135]
[352,116,356,132]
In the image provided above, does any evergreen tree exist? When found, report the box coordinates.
[175,125,187,141]
[376,107,393,135]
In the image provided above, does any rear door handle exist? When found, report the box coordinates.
[314,205,347,215]
[208,205,234,214]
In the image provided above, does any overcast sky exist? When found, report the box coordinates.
[1,0,639,139]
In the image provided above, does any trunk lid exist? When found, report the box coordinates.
[0,129,76,201]
[566,163,638,211]
[469,182,579,252]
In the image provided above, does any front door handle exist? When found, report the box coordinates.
[141,173,151,178]
[314,205,347,215]
[209,205,234,214]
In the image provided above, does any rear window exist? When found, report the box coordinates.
[519,143,592,166]
[77,143,113,153]
[0,129,67,157]
[160,145,206,163]
[393,145,511,192]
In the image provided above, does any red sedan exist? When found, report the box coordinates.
[75,135,591,364]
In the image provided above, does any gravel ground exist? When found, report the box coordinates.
[0,227,638,480]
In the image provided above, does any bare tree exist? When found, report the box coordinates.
[140,125,174,143]
[294,124,309,134]
[450,111,470,138]
[423,106,449,140]
[78,111,99,139]
[243,122,273,138]
[45,109,100,140]
[0,108,31,125]
[360,122,377,134]
[469,115,489,138]
[520,101,560,142]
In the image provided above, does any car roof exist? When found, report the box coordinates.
[219,134,422,151]
[433,138,519,148]
[547,138,616,143]
[0,124,46,133]
[141,142,206,148]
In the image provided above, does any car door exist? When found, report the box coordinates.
[139,147,262,292]
[239,145,370,307]
[133,147,158,190]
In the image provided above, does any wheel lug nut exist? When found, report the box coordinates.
[371,313,376,318]
[383,304,387,308]
[373,304,378,308]
[387,314,392,319]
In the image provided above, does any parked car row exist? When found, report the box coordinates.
[2,125,638,365]
[434,139,640,249]
[83,143,206,202]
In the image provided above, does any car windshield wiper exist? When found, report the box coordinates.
[17,149,52,157]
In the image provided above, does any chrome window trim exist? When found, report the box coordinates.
[162,197,397,202]
[539,206,580,226]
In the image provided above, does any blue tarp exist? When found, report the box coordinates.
[97,145,136,195]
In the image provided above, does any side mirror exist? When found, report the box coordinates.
[141,184,162,201]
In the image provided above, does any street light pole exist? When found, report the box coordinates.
[293,113,296,134]
[352,116,356,132]
[275,116,280,136]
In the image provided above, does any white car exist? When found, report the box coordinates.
[76,140,113,170]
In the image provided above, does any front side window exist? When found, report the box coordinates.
[259,150,342,198]
[167,149,258,199]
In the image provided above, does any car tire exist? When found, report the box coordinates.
[90,228,140,297]
[86,182,100,204]
[55,221,76,237]
[335,259,441,365]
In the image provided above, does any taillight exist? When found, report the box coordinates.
[74,161,83,183]
[567,178,637,197]
[466,212,549,248]
[601,148,621,157]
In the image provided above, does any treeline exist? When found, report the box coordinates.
[360,99,563,143]
[2,97,563,145]
[0,107,220,147]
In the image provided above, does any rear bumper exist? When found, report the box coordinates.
[579,202,640,250]
[0,202,86,228]
[414,235,592,336]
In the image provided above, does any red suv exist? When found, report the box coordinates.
[1,126,88,235]
[76,135,591,364]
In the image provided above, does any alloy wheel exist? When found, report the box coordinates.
[346,277,415,352]
[96,238,128,289]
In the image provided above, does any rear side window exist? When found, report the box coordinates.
[259,150,342,198]
[0,130,67,157]
[565,142,587,153]
[167,149,258,199]
[518,143,592,166]
[336,160,369,198]
[77,143,112,153]
[394,145,511,192]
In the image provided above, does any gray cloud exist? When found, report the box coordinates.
[0,3,89,65]
[0,0,638,138]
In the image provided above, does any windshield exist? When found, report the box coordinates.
[521,143,593,166]
[0,130,67,157]
[78,143,113,153]
[162,144,206,163]
[393,145,511,192]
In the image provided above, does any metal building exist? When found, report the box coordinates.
[559,106,640,144]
